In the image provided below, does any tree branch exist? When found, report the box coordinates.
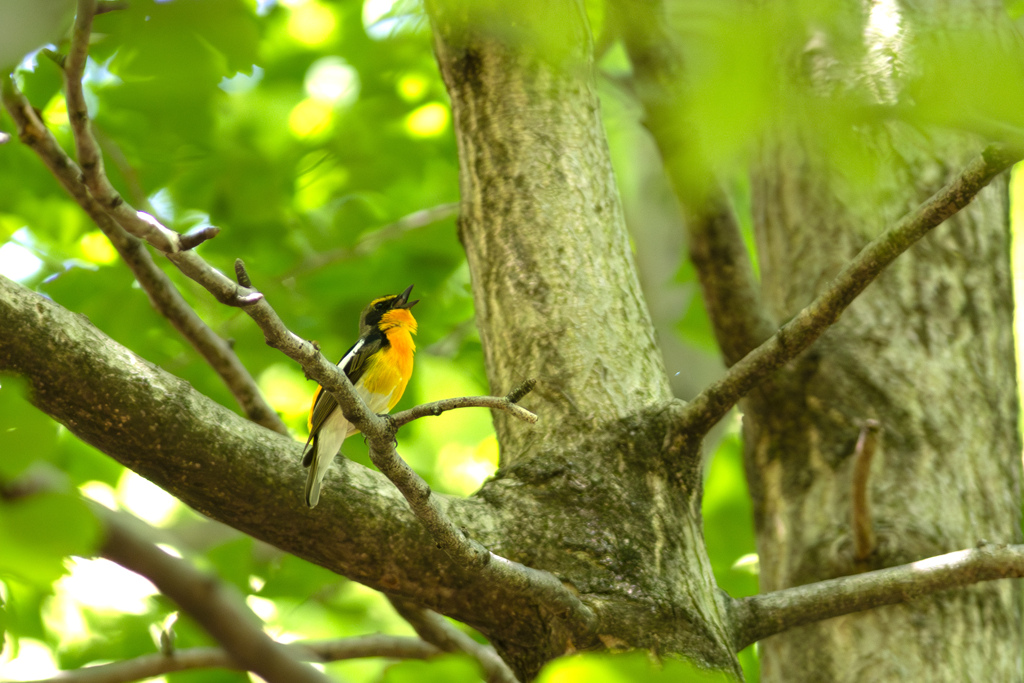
[21,636,440,683]
[389,379,539,429]
[0,76,288,435]
[729,543,1024,651]
[288,202,459,276]
[96,509,332,683]
[684,197,776,365]
[0,269,598,659]
[389,596,520,683]
[613,0,776,365]
[679,144,1019,436]
[851,420,881,563]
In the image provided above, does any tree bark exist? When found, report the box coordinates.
[747,99,1023,683]
[426,0,738,675]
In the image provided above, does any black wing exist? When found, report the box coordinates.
[301,330,384,466]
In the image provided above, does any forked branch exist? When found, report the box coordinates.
[389,596,520,683]
[679,144,1018,436]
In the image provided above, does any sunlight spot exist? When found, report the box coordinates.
[0,238,42,281]
[57,557,157,614]
[404,102,449,138]
[397,73,427,102]
[156,544,183,559]
[118,471,180,527]
[362,0,394,26]
[436,435,498,495]
[258,363,312,424]
[42,94,69,127]
[732,553,760,575]
[148,189,176,222]
[246,595,279,623]
[79,480,118,510]
[305,57,359,106]
[220,65,265,94]
[78,231,117,265]
[362,0,420,39]
[0,639,59,681]
[863,0,905,104]
[289,97,334,138]
[42,588,90,646]
[911,552,963,571]
[287,0,337,46]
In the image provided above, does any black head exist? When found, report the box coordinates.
[359,285,418,333]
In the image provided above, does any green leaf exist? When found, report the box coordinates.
[383,654,481,683]
[702,433,758,599]
[0,493,102,587]
[537,651,734,682]
[0,374,59,480]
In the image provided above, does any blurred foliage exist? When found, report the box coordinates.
[3,0,1024,681]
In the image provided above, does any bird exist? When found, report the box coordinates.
[301,285,418,508]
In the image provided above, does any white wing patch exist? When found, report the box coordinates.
[338,338,365,373]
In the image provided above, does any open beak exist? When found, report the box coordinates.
[394,284,419,309]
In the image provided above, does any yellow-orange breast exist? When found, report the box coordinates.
[363,326,416,410]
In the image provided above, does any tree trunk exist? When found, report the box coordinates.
[427,0,739,676]
[747,117,1023,681]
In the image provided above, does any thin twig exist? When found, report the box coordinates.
[21,636,441,683]
[288,203,459,276]
[0,76,288,435]
[851,419,882,563]
[679,144,1019,436]
[390,379,539,429]
[389,596,520,683]
[728,543,1024,650]
[96,509,332,683]
[65,0,180,254]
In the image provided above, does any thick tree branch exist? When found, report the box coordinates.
[0,76,288,435]
[389,596,520,683]
[96,509,331,683]
[0,274,598,659]
[21,636,440,683]
[679,144,1019,435]
[729,543,1024,651]
[613,0,776,365]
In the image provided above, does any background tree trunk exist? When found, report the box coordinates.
[747,124,1022,680]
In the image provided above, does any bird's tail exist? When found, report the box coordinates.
[305,463,322,508]
[303,436,323,508]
